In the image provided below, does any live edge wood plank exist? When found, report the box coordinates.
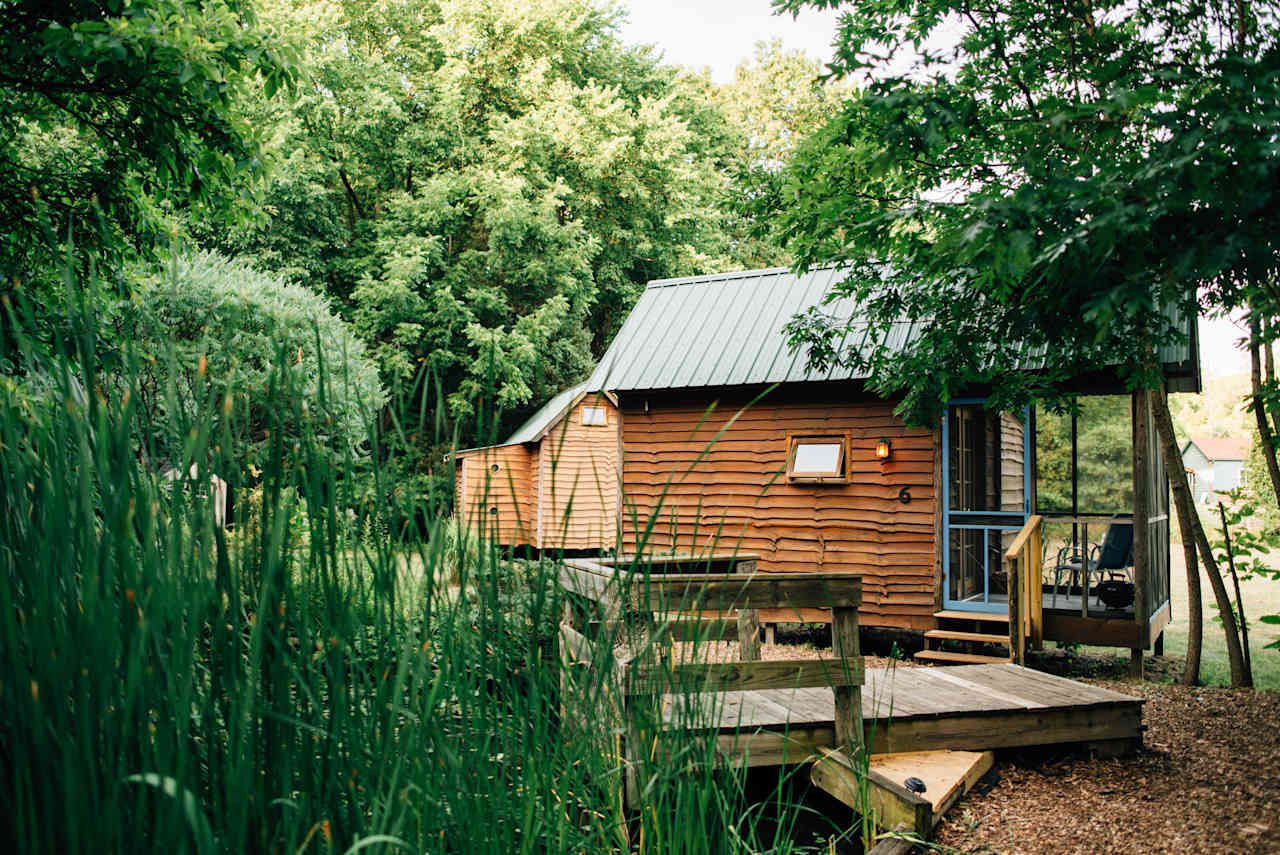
[629,658,864,695]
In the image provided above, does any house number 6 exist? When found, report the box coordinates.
[898,487,912,504]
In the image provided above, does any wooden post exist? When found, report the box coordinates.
[737,608,761,662]
[765,623,776,645]
[1008,553,1025,665]
[736,557,760,661]
[1131,390,1149,678]
[831,605,863,754]
[1030,523,1044,649]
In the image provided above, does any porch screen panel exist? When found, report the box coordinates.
[1034,396,1134,516]
[1139,394,1172,618]
[946,404,1026,608]
[949,406,1024,512]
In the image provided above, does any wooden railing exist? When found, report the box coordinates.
[1004,515,1044,665]
[557,557,863,806]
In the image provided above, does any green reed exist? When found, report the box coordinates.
[0,263,852,854]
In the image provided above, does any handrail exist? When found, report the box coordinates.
[1005,516,1044,664]
[561,559,863,611]
[1004,514,1043,561]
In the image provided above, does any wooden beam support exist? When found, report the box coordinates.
[832,605,863,754]
[1131,389,1149,651]
[738,608,761,662]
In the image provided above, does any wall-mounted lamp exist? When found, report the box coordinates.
[875,438,892,460]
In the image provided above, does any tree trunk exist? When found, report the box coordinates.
[1218,502,1254,682]
[1249,314,1280,507]
[1179,535,1202,685]
[1263,318,1280,439]
[1151,386,1249,687]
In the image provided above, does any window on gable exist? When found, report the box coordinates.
[787,435,848,483]
[581,406,608,426]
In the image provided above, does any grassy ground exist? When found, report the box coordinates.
[1076,548,1280,690]
[1158,549,1280,690]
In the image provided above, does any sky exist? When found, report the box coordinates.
[618,0,1250,378]
[618,0,839,83]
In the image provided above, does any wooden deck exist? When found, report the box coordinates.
[659,663,1143,766]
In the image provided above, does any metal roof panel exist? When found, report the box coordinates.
[583,265,1199,394]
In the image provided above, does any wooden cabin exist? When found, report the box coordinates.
[467,266,1201,663]
[452,383,620,551]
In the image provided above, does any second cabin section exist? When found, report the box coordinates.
[452,384,620,551]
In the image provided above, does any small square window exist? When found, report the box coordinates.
[787,435,848,483]
[581,406,608,426]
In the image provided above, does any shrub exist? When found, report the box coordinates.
[124,250,385,478]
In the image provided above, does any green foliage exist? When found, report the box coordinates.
[1212,495,1280,650]
[122,250,384,478]
[774,0,1280,424]
[215,0,737,435]
[1245,430,1280,527]
[714,41,854,270]
[0,0,297,342]
[1169,374,1253,440]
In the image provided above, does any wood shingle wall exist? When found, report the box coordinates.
[537,394,619,550]
[455,445,536,546]
[453,392,619,551]
[619,395,939,630]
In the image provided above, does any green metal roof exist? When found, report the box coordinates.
[586,266,1200,394]
[503,381,590,445]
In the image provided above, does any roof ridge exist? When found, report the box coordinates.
[644,264,841,289]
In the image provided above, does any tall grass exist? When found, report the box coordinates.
[0,267,845,853]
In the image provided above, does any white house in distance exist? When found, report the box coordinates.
[1181,436,1250,503]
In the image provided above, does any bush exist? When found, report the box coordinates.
[124,250,385,478]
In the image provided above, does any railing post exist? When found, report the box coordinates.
[1008,553,1025,665]
[831,605,863,755]
[736,558,761,662]
[1030,524,1044,649]
[737,608,761,662]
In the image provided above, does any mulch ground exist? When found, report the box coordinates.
[935,671,1280,855]
[674,637,1280,854]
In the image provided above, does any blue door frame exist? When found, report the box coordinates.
[941,399,1031,613]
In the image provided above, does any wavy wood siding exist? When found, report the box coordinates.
[620,398,939,630]
[456,445,536,546]
[538,394,619,550]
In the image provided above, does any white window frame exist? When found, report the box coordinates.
[786,434,849,484]
[581,405,608,426]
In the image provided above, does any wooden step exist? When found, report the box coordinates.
[811,748,995,840]
[933,609,1009,623]
[913,649,1010,665]
[924,629,1010,645]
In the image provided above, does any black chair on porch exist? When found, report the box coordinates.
[1050,519,1134,609]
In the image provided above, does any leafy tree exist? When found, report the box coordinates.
[216,0,738,438]
[774,0,1280,686]
[122,250,384,478]
[714,41,854,269]
[0,0,296,354]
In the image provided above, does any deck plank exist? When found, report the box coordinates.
[657,664,1143,755]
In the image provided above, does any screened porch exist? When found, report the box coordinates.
[944,390,1173,658]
